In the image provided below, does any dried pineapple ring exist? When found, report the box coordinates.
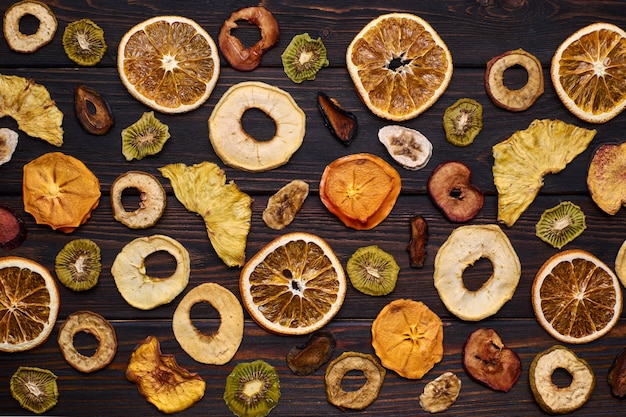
[173,283,244,365]
[110,171,166,229]
[433,224,521,321]
[3,1,57,53]
[208,81,306,172]
[485,49,544,112]
[57,311,117,373]
[325,352,385,410]
[111,235,190,310]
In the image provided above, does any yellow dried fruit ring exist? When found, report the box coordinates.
[325,351,386,410]
[485,48,544,112]
[208,81,306,172]
[110,171,166,229]
[3,0,57,53]
[172,283,244,365]
[57,311,117,373]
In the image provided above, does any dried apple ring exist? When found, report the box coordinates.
[208,81,306,172]
[3,0,57,53]
[57,311,117,373]
[325,351,386,410]
[110,171,166,229]
[485,48,544,112]
[172,283,244,365]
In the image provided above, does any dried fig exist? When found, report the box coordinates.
[462,328,521,392]
[427,161,484,222]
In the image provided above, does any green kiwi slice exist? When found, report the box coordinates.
[55,238,101,291]
[10,366,58,414]
[62,19,107,66]
[535,201,586,249]
[281,33,329,83]
[443,98,483,147]
[224,360,280,417]
[346,245,400,296]
[121,111,170,161]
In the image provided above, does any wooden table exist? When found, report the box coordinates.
[1,0,626,415]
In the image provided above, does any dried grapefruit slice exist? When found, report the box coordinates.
[239,232,346,335]
[532,249,622,344]
[118,16,219,114]
[346,13,452,121]
[0,256,59,352]
[551,22,626,123]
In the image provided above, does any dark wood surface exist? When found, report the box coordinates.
[1,0,626,415]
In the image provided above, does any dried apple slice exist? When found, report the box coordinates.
[493,119,596,226]
[159,162,252,267]
[587,142,626,215]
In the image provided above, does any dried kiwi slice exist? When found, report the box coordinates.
[346,245,399,296]
[224,360,280,417]
[10,366,58,414]
[535,201,586,249]
[63,19,107,66]
[121,111,170,161]
[281,33,329,83]
[443,98,483,146]
[55,238,101,291]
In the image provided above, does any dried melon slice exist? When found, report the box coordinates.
[159,162,252,267]
[493,119,596,226]
[0,74,63,146]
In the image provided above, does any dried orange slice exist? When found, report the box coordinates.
[117,16,219,114]
[23,152,101,233]
[532,249,623,344]
[319,153,401,230]
[239,232,346,336]
[346,13,453,121]
[551,22,626,123]
[0,256,59,352]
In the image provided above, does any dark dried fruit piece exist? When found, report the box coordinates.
[10,366,58,414]
[443,98,483,146]
[325,351,385,410]
[262,180,309,230]
[317,92,358,146]
[535,201,586,249]
[428,161,484,222]
[407,214,428,268]
[286,330,336,375]
[0,205,27,250]
[74,85,114,135]
[281,33,329,83]
[224,360,280,417]
[462,328,521,392]
[608,348,626,398]
[63,18,107,66]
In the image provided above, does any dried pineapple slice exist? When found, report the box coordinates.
[493,119,595,226]
[0,74,63,146]
[159,162,252,267]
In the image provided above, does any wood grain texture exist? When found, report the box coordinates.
[1,1,626,416]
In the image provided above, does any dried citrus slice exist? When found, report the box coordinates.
[319,153,401,230]
[239,232,346,335]
[371,299,443,379]
[551,22,626,123]
[0,256,59,352]
[117,15,219,114]
[532,249,622,344]
[346,13,452,121]
[23,152,101,233]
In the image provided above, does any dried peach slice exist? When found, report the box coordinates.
[587,142,626,215]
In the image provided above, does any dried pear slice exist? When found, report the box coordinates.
[0,73,63,146]
[159,162,252,267]
[325,351,385,410]
[3,0,57,53]
[493,119,596,226]
[208,81,306,172]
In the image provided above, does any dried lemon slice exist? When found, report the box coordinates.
[0,73,63,146]
[208,81,306,172]
[493,119,596,226]
[159,162,252,267]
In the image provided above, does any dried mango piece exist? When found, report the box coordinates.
[0,74,63,146]
[126,336,205,414]
[159,162,252,267]
[493,119,596,226]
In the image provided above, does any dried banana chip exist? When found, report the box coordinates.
[378,125,432,170]
[262,180,309,230]
[419,372,461,413]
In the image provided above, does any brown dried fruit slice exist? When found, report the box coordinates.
[325,351,385,410]
[0,73,63,146]
[127,335,205,414]
[23,152,100,233]
[587,142,626,215]
[608,348,626,398]
[262,180,309,230]
[287,330,336,376]
[371,299,443,379]
[492,119,596,226]
[74,85,114,135]
[317,92,358,146]
[428,161,484,222]
[3,0,57,53]
[159,162,252,267]
[407,214,428,268]
[419,372,462,413]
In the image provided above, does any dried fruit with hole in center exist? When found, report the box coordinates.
[286,330,336,376]
[0,204,27,250]
[325,351,385,410]
[0,73,63,146]
[262,180,309,230]
[74,85,114,135]
[0,127,18,166]
[587,142,626,215]
[419,372,462,413]
[317,92,358,146]
[529,345,595,414]
[535,201,586,249]
[378,125,433,170]
[224,360,280,417]
[443,98,482,146]
[159,162,252,267]
[372,299,443,379]
[428,161,484,223]
[127,335,205,414]
[282,33,329,83]
[10,366,58,414]
[462,328,521,392]
[493,119,596,226]
[23,152,100,233]
[110,171,166,229]
[3,0,57,53]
